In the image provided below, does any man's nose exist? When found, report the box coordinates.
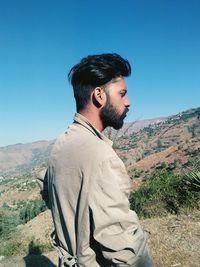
[124,96,131,107]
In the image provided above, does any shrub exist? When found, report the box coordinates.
[130,168,200,218]
[19,199,47,224]
[0,199,48,257]
[0,232,25,256]
[0,212,20,240]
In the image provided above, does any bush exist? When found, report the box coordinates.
[19,199,47,224]
[0,212,19,239]
[130,168,200,218]
[0,199,48,257]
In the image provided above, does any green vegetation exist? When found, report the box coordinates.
[0,199,47,256]
[1,231,25,256]
[19,199,47,224]
[0,169,50,257]
[156,139,163,152]
[143,126,155,137]
[0,212,19,239]
[0,233,53,257]
[120,155,128,162]
[187,124,197,138]
[130,163,200,218]
[181,107,200,122]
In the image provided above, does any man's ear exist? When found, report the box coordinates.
[92,87,106,107]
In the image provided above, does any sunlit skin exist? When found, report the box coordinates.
[104,77,131,118]
[79,76,131,132]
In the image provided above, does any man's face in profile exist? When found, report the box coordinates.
[100,77,131,130]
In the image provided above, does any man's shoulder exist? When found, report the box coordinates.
[51,123,115,161]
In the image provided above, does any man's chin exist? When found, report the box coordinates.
[112,120,124,130]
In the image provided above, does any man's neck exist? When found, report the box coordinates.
[78,109,104,132]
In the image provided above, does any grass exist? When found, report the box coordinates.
[141,211,200,267]
[0,231,53,257]
[130,165,200,218]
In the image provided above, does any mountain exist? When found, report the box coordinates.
[104,116,167,138]
[0,117,167,176]
[0,107,199,177]
[0,140,54,175]
[114,107,200,182]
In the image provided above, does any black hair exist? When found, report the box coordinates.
[68,53,131,112]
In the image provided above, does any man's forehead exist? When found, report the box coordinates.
[102,76,127,92]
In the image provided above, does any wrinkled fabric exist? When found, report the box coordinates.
[47,113,153,267]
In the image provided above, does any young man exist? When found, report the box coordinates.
[46,53,153,266]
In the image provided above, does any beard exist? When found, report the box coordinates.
[100,98,129,130]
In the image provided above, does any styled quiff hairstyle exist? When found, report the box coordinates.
[68,53,131,112]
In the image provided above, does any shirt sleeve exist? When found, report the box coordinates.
[89,157,153,267]
[36,168,50,208]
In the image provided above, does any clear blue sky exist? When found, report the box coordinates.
[0,0,200,147]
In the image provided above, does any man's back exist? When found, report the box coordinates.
[47,113,153,267]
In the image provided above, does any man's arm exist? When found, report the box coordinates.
[89,157,153,267]
[36,168,50,208]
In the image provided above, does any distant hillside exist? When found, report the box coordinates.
[114,107,200,182]
[104,116,167,138]
[0,117,166,176]
[0,140,54,175]
[0,107,199,176]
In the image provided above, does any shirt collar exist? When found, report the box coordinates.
[73,113,113,146]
